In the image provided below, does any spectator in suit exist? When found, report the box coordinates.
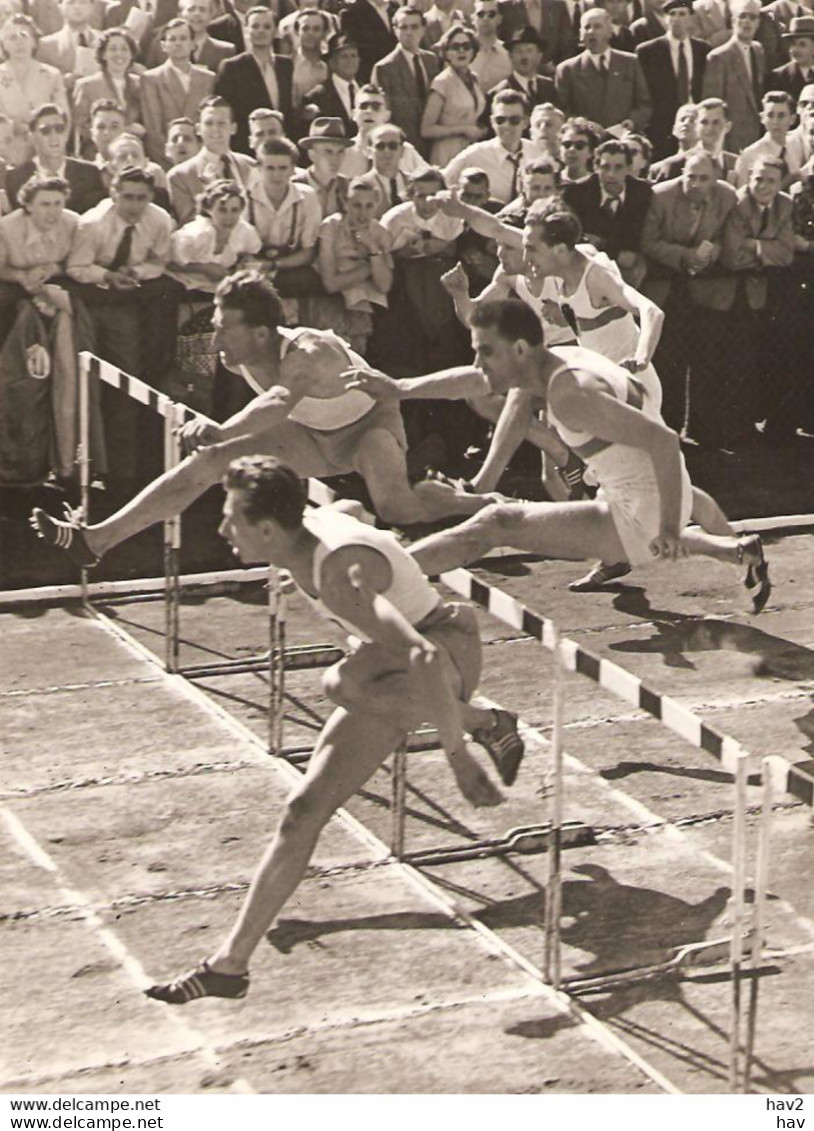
[292,115,352,216]
[735,89,800,187]
[7,103,107,211]
[630,0,668,45]
[340,0,397,82]
[372,6,441,155]
[497,0,576,71]
[146,0,236,70]
[67,166,178,484]
[165,115,199,165]
[702,0,765,152]
[106,130,172,211]
[649,101,699,178]
[596,0,638,52]
[786,80,814,165]
[720,154,795,443]
[649,95,738,179]
[71,29,145,159]
[421,24,486,165]
[214,8,295,153]
[141,19,216,164]
[168,95,255,222]
[636,0,709,161]
[443,88,536,201]
[558,114,601,182]
[359,122,412,214]
[470,0,512,94]
[641,149,738,438]
[771,15,814,100]
[289,9,330,111]
[37,0,105,83]
[207,0,256,54]
[556,8,652,131]
[339,82,430,175]
[0,15,69,165]
[302,32,361,142]
[564,136,652,281]
[490,27,557,112]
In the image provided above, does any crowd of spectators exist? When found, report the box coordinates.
[1,0,813,491]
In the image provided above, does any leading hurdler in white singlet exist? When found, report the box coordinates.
[547,346,692,566]
[553,258,662,414]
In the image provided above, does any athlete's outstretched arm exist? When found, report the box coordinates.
[344,364,490,402]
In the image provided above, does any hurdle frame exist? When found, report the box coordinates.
[64,350,814,1091]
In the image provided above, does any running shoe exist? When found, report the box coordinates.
[471,708,525,786]
[145,960,249,1005]
[738,534,771,615]
[30,504,99,569]
[569,561,632,592]
[556,452,588,501]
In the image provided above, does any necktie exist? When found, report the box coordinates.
[110,224,135,271]
[413,53,426,101]
[749,45,762,106]
[687,200,704,241]
[190,46,197,63]
[221,154,232,179]
[78,31,88,47]
[603,196,619,216]
[507,151,521,198]
[599,55,609,79]
[757,205,769,235]
[348,82,356,109]
[778,144,788,177]
[572,1,581,38]
[677,42,689,103]
[389,176,400,206]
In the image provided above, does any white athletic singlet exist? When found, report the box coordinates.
[298,508,441,642]
[239,327,376,431]
[547,345,691,565]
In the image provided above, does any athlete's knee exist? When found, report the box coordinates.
[281,784,334,834]
[322,662,355,707]
[478,501,527,538]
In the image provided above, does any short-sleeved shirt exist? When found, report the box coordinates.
[380,201,464,251]
[169,214,262,291]
[247,177,323,251]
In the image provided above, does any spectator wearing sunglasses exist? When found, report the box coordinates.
[6,103,105,213]
[470,0,512,94]
[358,123,412,216]
[443,89,535,202]
[557,115,602,183]
[340,84,430,177]
[421,25,486,166]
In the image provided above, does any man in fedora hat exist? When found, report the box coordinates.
[488,26,557,114]
[293,116,353,215]
[214,6,295,153]
[770,15,814,99]
[303,33,362,139]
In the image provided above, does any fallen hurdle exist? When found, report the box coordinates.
[66,350,814,1092]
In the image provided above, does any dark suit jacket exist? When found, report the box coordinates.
[563,173,652,257]
[371,47,441,153]
[214,52,295,153]
[302,75,358,140]
[208,10,246,53]
[636,36,709,160]
[556,48,652,130]
[702,38,765,152]
[6,158,106,213]
[497,0,577,67]
[769,59,812,100]
[630,12,667,45]
[640,174,738,307]
[649,147,737,182]
[720,187,795,307]
[339,0,398,82]
[488,71,558,110]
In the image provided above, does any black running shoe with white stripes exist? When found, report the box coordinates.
[30,505,99,569]
[145,960,249,1005]
[471,709,525,787]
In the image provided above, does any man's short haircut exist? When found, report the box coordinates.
[258,136,299,160]
[19,174,69,209]
[246,4,275,20]
[249,107,285,124]
[409,166,446,190]
[215,269,284,332]
[348,175,377,192]
[356,83,388,105]
[224,456,307,530]
[112,165,155,190]
[470,299,544,348]
[168,116,196,134]
[295,6,329,31]
[29,102,68,129]
[110,131,146,154]
[526,204,582,247]
[458,166,490,188]
[696,96,730,118]
[531,102,563,121]
[393,4,426,24]
[369,122,405,144]
[90,97,125,121]
[492,88,529,114]
[762,89,795,110]
[162,17,193,39]
[595,138,633,163]
[558,115,602,147]
[198,94,234,120]
[523,157,559,178]
[96,27,137,67]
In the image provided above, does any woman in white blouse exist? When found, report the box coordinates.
[0,15,69,165]
[168,179,262,293]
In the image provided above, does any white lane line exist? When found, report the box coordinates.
[0,805,255,1094]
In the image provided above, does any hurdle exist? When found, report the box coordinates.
[69,351,814,1091]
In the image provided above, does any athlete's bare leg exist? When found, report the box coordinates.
[690,486,735,536]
